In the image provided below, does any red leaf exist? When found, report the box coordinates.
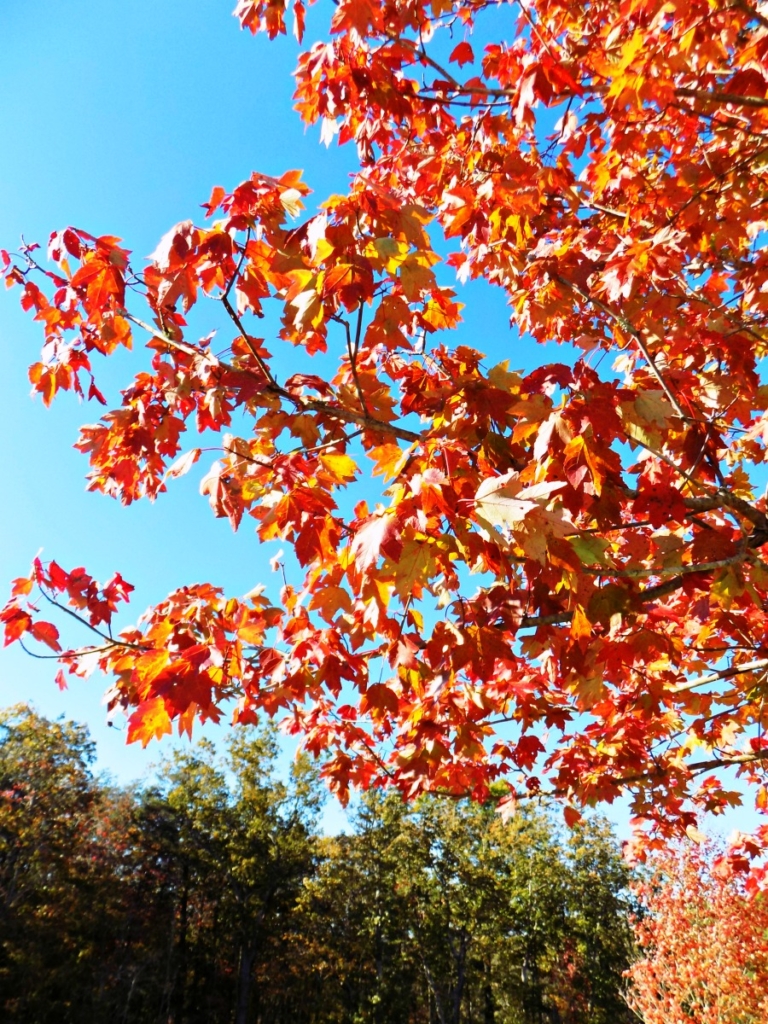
[362,683,399,714]
[30,621,62,652]
[563,805,582,828]
[0,607,31,645]
[88,379,107,405]
[449,41,474,66]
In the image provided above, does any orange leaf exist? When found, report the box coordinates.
[127,697,173,748]
[563,805,582,827]
[10,576,33,597]
[133,650,172,692]
[570,606,592,640]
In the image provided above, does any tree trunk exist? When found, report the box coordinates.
[421,958,448,1024]
[171,859,189,1024]
[452,931,468,1024]
[483,960,495,1024]
[234,942,257,1024]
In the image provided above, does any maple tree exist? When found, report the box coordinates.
[625,844,768,1024]
[4,0,768,864]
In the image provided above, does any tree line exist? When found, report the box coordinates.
[0,704,634,1024]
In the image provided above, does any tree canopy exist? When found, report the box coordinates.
[626,843,768,1024]
[0,704,634,1024]
[3,0,768,867]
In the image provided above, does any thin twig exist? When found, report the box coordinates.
[39,588,147,651]
[554,274,690,422]
[220,292,281,390]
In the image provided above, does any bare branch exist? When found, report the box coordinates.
[673,657,768,694]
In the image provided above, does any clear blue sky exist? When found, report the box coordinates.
[0,0,355,785]
[0,1,758,842]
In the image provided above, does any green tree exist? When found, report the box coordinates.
[484,810,633,1024]
[146,725,322,1024]
[0,706,324,1024]
[295,793,425,1023]
[0,705,633,1024]
[294,793,633,1024]
[0,704,98,1021]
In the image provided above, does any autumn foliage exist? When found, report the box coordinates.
[626,845,768,1024]
[5,0,768,861]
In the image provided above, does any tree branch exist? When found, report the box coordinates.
[580,552,746,578]
[126,312,425,444]
[220,293,282,391]
[38,588,147,652]
[518,563,722,630]
[676,87,768,110]
[553,274,690,422]
[687,748,768,773]
[673,657,768,694]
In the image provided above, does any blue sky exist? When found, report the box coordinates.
[0,1,509,832]
[0,0,353,781]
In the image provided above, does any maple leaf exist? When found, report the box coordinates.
[127,697,173,747]
[474,474,568,538]
[350,513,398,572]
[308,585,353,622]
[449,41,474,67]
[30,621,61,652]
[0,607,32,646]
[166,448,202,480]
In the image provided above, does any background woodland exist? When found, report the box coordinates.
[0,704,633,1024]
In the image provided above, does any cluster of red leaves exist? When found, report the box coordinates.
[626,844,768,1023]
[4,0,768,862]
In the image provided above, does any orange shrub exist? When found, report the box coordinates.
[626,846,768,1024]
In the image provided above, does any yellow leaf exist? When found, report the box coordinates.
[617,27,644,73]
[309,585,354,622]
[400,259,435,301]
[319,450,358,482]
[634,390,673,426]
[570,605,592,640]
[390,539,434,601]
[711,567,744,609]
[487,360,522,392]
